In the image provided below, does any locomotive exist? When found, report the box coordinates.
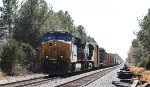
[41,31,122,75]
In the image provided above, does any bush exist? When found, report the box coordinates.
[0,39,36,75]
[138,57,148,67]
[21,43,35,58]
[0,39,26,75]
[21,43,38,73]
[146,58,150,69]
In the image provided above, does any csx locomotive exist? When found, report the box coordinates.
[41,31,122,75]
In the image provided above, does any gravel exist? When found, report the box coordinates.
[86,65,123,87]
[0,74,48,84]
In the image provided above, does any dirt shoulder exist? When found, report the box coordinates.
[129,66,150,83]
[0,72,5,80]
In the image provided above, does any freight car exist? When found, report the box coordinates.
[41,31,122,75]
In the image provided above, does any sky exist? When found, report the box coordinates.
[0,0,150,60]
[45,0,150,60]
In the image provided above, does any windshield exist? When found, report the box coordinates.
[44,35,71,41]
[44,31,73,42]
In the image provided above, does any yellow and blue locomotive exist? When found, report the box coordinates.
[41,31,88,75]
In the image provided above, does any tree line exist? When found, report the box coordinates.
[0,0,95,75]
[127,9,150,69]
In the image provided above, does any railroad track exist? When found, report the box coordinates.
[0,65,120,87]
[0,76,58,87]
[55,66,119,87]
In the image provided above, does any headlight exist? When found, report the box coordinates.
[46,56,48,58]
[61,56,63,58]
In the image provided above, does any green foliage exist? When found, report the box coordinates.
[0,39,26,75]
[57,10,74,32]
[42,11,61,32]
[76,25,86,40]
[0,39,36,75]
[128,9,150,69]
[138,58,147,67]
[21,43,35,59]
[146,58,150,69]
[86,36,96,42]
[21,43,41,73]
[13,0,94,47]
[0,0,19,40]
[13,0,49,48]
[132,63,138,67]
[132,39,139,47]
[0,0,96,75]
[137,9,150,51]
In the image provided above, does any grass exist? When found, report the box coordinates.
[0,70,5,80]
[130,66,150,83]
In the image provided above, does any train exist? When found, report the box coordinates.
[41,31,123,75]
